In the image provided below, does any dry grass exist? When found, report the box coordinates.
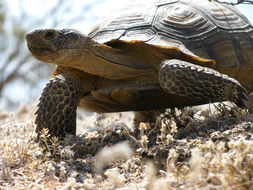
[1,104,253,189]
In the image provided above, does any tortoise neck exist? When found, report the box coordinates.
[56,39,149,79]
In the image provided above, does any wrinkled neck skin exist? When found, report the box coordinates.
[56,37,151,79]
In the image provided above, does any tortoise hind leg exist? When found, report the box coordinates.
[158,59,249,108]
[35,74,81,140]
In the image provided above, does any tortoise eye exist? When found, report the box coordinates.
[44,31,56,40]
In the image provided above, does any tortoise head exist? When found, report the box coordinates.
[26,29,90,63]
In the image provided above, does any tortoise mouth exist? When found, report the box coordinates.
[28,46,58,62]
[28,46,54,53]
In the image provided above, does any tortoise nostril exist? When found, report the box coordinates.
[25,32,34,41]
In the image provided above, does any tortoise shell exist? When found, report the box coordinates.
[89,0,253,89]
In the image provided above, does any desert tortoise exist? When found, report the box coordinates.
[26,0,253,138]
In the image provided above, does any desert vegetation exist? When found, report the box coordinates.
[1,105,253,189]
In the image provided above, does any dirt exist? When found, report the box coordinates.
[1,104,253,189]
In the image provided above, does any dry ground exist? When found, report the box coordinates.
[1,104,253,189]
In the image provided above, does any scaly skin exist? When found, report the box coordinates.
[35,74,81,139]
[159,60,248,108]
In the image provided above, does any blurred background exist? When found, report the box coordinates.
[0,0,252,111]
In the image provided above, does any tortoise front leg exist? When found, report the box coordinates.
[158,59,249,108]
[35,74,81,139]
